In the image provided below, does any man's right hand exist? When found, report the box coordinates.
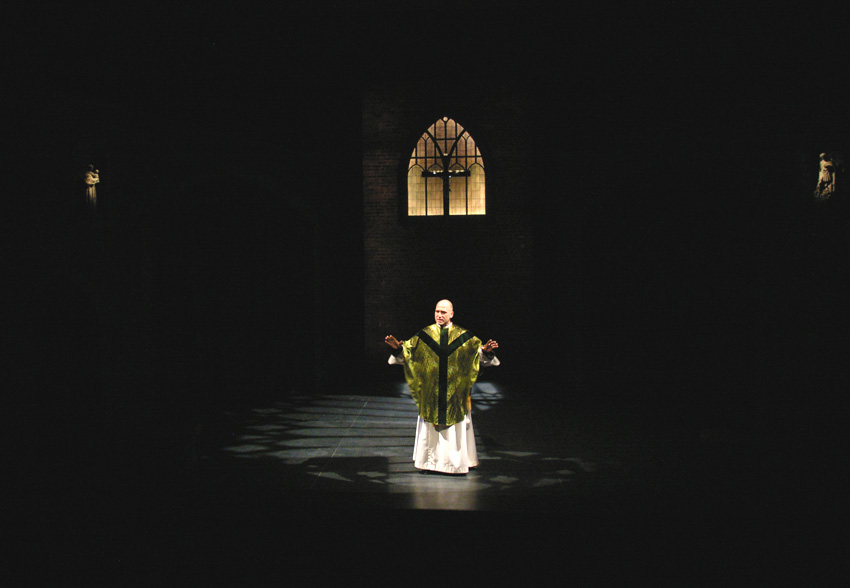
[384,335,401,350]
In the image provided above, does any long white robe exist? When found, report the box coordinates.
[389,340,499,474]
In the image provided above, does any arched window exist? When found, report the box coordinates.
[407,117,485,216]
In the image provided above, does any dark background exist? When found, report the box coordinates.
[6,1,848,514]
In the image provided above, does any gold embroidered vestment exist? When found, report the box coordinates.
[399,324,483,427]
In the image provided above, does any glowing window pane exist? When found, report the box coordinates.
[407,117,485,216]
[408,167,426,216]
[468,165,486,215]
[426,175,443,215]
[449,175,467,215]
[455,137,468,159]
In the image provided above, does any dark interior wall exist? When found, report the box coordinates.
[362,79,536,381]
[355,2,850,432]
[8,3,849,466]
[526,14,850,431]
[155,173,317,412]
[9,5,365,471]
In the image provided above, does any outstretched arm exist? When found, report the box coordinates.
[480,339,500,367]
[385,335,405,364]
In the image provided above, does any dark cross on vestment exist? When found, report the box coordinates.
[417,327,474,426]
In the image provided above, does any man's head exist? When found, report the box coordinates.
[434,299,454,327]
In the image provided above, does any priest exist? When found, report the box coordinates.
[384,299,499,474]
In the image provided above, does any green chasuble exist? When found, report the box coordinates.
[399,324,483,427]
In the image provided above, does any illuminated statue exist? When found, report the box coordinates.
[814,153,837,200]
[84,164,99,207]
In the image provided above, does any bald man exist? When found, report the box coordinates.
[385,299,499,474]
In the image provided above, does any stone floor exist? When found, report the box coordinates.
[8,379,848,586]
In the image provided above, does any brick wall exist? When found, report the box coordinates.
[362,80,536,379]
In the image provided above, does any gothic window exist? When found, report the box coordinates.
[407,117,485,216]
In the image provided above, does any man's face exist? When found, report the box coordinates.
[434,301,454,326]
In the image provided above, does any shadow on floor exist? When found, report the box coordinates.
[8,379,848,586]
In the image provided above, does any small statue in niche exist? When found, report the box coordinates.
[83,164,99,207]
[814,152,840,200]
